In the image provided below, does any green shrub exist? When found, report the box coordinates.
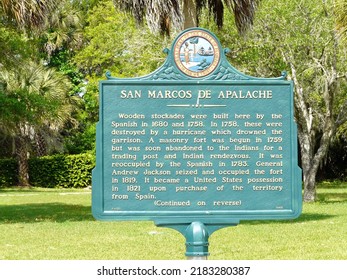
[0,158,17,187]
[0,153,95,188]
[29,153,95,188]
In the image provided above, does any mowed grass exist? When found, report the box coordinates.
[0,182,346,260]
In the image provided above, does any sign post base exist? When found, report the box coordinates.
[185,222,209,259]
[155,220,239,259]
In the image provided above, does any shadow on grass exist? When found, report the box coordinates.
[1,186,344,225]
[0,203,94,224]
[317,192,347,203]
[1,203,333,225]
[242,212,335,226]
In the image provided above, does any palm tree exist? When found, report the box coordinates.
[0,0,57,29]
[43,2,83,57]
[113,0,259,35]
[0,62,75,186]
[189,37,199,55]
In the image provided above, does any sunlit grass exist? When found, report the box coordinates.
[0,182,346,260]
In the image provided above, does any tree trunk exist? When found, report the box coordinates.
[302,133,331,202]
[300,90,334,201]
[283,52,338,202]
[303,170,317,202]
[183,0,197,29]
[298,128,318,202]
[287,57,317,202]
[15,136,30,187]
[298,130,315,201]
[35,131,47,157]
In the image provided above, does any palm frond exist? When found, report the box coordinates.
[113,0,258,35]
[113,0,183,34]
[225,0,259,34]
[1,0,58,29]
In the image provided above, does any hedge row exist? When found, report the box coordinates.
[0,153,95,188]
[0,158,18,186]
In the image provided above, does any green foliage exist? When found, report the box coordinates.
[29,153,95,188]
[69,1,171,153]
[0,61,74,126]
[62,74,98,154]
[0,87,56,129]
[64,123,96,154]
[334,0,347,42]
[0,159,17,187]
[0,25,36,68]
[41,1,83,58]
[203,0,347,185]
[73,0,168,77]
[199,8,287,78]
[0,153,95,188]
[49,49,85,96]
[0,1,94,171]
[71,0,102,18]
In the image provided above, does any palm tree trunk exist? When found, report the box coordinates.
[15,136,30,187]
[35,131,47,157]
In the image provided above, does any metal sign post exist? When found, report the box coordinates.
[92,28,302,259]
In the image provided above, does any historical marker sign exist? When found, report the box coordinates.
[92,28,302,228]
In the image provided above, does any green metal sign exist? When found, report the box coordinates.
[92,28,302,257]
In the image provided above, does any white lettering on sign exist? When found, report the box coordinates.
[108,109,287,210]
[117,88,273,99]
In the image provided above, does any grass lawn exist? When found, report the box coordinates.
[0,182,346,260]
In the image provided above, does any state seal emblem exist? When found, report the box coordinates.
[173,29,221,78]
